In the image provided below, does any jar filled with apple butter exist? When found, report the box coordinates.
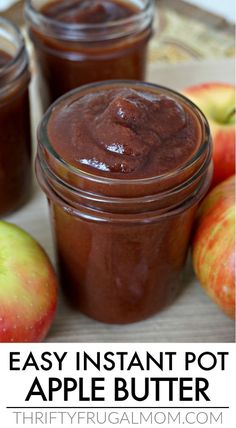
[25,0,154,109]
[36,81,212,324]
[0,18,32,217]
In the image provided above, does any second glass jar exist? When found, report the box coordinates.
[25,0,154,109]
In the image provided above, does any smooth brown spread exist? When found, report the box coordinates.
[41,0,137,23]
[48,87,201,179]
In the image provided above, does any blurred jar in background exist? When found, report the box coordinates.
[0,17,32,216]
[25,0,154,109]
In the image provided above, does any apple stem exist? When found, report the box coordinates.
[224,107,235,123]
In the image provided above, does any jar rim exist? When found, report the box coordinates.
[25,0,155,41]
[38,79,211,187]
[0,17,28,90]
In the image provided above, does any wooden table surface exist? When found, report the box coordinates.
[4,58,235,343]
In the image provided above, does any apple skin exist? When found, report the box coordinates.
[183,83,235,188]
[0,221,58,342]
[192,176,235,319]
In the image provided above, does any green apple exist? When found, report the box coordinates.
[183,83,235,188]
[0,221,58,342]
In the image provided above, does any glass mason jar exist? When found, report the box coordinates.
[25,0,154,109]
[0,18,32,217]
[36,81,212,324]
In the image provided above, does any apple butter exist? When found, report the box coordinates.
[36,81,212,324]
[25,0,154,109]
[0,19,31,217]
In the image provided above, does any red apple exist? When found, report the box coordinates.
[192,175,235,319]
[183,83,235,188]
[0,221,58,342]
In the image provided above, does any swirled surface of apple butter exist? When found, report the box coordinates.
[48,87,201,179]
[41,0,136,23]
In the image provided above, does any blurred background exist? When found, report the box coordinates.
[0,0,235,66]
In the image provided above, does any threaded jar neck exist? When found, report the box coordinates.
[25,0,155,42]
[0,18,29,96]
